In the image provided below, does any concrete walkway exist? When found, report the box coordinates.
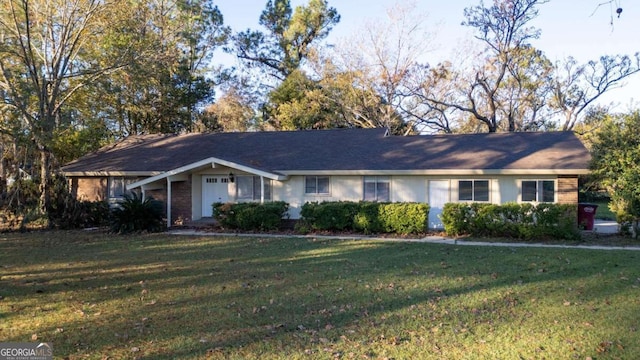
[168,219,640,251]
[592,220,619,234]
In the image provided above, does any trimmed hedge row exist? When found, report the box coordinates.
[300,201,430,234]
[213,201,289,231]
[440,202,579,240]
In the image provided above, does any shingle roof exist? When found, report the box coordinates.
[61,128,590,175]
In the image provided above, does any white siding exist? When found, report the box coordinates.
[282,175,429,219]
[499,176,519,203]
[188,173,564,220]
[277,176,362,218]
[268,175,562,219]
[492,178,501,203]
[499,175,558,203]
[392,176,427,202]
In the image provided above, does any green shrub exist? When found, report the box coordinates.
[213,201,288,231]
[379,203,429,234]
[0,179,41,230]
[532,203,578,239]
[1,176,110,230]
[293,220,312,234]
[441,202,579,240]
[300,201,359,231]
[212,202,236,227]
[353,202,384,234]
[301,201,429,235]
[440,203,472,236]
[50,199,111,229]
[0,179,40,213]
[110,193,165,234]
[49,177,111,229]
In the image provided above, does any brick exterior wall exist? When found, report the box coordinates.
[69,176,193,226]
[557,176,578,204]
[171,177,192,225]
[143,179,192,226]
[71,177,107,201]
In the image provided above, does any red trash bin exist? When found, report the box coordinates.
[578,203,598,230]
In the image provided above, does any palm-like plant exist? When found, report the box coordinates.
[110,193,165,234]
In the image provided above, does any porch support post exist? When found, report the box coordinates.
[260,176,265,204]
[166,177,172,228]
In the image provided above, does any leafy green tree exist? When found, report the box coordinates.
[0,0,137,217]
[0,0,228,223]
[51,118,111,164]
[260,50,412,134]
[590,110,640,238]
[201,86,257,132]
[265,69,342,130]
[231,0,340,80]
[94,0,229,136]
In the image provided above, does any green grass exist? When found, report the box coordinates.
[1,231,639,359]
[592,200,616,221]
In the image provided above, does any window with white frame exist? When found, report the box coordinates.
[458,180,489,202]
[521,180,555,202]
[108,177,138,200]
[363,176,390,202]
[237,175,272,201]
[305,176,330,195]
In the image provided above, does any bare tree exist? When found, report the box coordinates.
[421,0,552,133]
[401,62,460,133]
[323,1,435,134]
[551,54,640,130]
[410,0,639,133]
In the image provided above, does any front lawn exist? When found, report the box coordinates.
[1,231,639,359]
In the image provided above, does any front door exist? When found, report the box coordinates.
[428,180,449,230]
[202,176,230,217]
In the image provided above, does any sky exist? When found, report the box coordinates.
[214,0,639,109]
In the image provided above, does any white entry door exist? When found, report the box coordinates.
[428,180,449,230]
[202,176,230,217]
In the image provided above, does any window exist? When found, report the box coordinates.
[363,176,390,202]
[521,180,555,202]
[108,177,137,199]
[458,180,489,202]
[237,176,272,201]
[305,176,330,195]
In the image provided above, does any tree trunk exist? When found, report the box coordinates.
[0,144,6,194]
[38,147,52,223]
